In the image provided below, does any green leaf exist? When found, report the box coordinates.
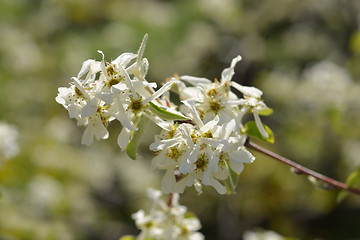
[184,211,198,219]
[148,101,189,121]
[126,115,150,160]
[258,106,273,116]
[224,166,239,194]
[244,121,275,143]
[119,236,136,240]
[337,167,360,203]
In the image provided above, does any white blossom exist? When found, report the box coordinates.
[56,34,175,148]
[243,230,285,240]
[150,100,255,195]
[132,188,204,240]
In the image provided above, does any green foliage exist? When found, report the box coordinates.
[126,115,150,160]
[148,101,189,121]
[258,107,273,116]
[244,121,275,144]
[119,236,136,240]
[337,167,360,203]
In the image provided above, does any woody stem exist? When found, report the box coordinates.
[245,138,360,196]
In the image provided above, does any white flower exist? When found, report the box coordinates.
[175,55,271,139]
[227,83,270,139]
[56,34,175,148]
[176,56,242,124]
[150,100,255,195]
[132,188,204,240]
[0,122,19,161]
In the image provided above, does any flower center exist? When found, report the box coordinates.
[129,97,144,114]
[195,153,208,171]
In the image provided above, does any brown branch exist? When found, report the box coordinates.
[245,138,360,196]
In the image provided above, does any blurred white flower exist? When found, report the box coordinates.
[243,230,284,240]
[297,61,352,110]
[132,188,204,240]
[0,122,19,161]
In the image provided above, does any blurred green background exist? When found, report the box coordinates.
[1,0,360,239]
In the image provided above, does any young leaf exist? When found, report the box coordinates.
[119,236,136,240]
[148,101,189,121]
[244,121,275,143]
[126,115,150,160]
[258,106,273,116]
[337,167,360,203]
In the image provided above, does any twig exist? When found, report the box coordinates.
[167,171,183,207]
[245,138,360,196]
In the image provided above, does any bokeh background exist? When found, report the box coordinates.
[1,0,360,239]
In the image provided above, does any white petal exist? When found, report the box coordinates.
[81,98,99,117]
[146,188,162,201]
[221,55,242,84]
[200,115,219,133]
[202,170,212,185]
[207,145,223,172]
[117,127,131,151]
[112,52,137,67]
[72,77,91,98]
[149,137,182,151]
[77,59,96,79]
[180,75,212,85]
[97,50,107,78]
[228,159,244,173]
[178,124,195,149]
[231,82,263,98]
[180,87,204,102]
[117,63,136,95]
[96,92,114,105]
[200,138,227,148]
[94,117,109,140]
[182,99,203,127]
[81,125,94,146]
[114,96,136,131]
[193,179,203,194]
[253,109,269,139]
[151,152,176,169]
[143,79,175,104]
[161,169,177,194]
[231,149,255,164]
[67,104,81,119]
[223,119,236,140]
[137,34,148,62]
[209,177,227,194]
[179,144,199,174]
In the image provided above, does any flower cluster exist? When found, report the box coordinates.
[131,188,204,240]
[56,35,177,148]
[56,34,272,195]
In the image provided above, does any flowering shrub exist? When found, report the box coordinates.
[56,34,359,239]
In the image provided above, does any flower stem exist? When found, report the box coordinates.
[245,138,360,196]
[167,171,183,207]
